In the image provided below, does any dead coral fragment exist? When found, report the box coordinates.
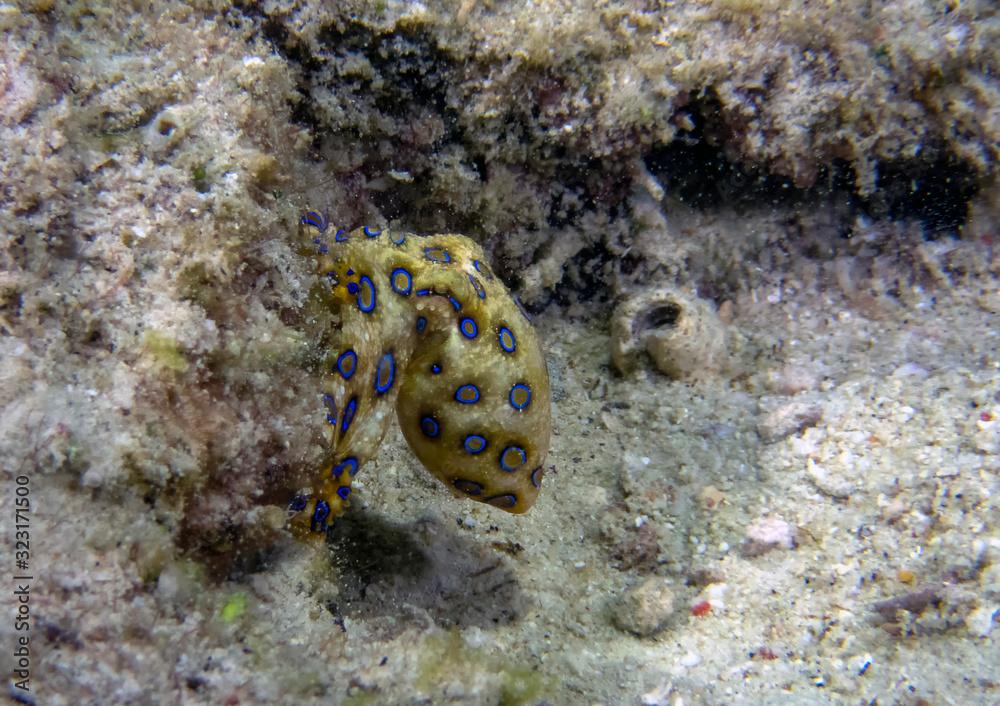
[741,516,798,557]
[610,287,727,380]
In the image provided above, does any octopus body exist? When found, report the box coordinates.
[290,212,551,535]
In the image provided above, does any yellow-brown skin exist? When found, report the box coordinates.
[289,215,551,536]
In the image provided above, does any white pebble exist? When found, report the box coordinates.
[679,652,701,668]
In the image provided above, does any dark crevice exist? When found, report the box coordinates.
[645,96,980,239]
[871,154,979,236]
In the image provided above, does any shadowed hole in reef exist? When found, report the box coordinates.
[327,513,524,635]
[644,98,979,239]
[644,94,979,238]
[639,303,681,333]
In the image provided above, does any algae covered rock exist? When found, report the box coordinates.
[613,576,677,637]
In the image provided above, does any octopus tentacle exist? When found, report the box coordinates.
[288,215,552,536]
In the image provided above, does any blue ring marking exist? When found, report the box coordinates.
[390,231,406,246]
[459,317,478,339]
[468,274,486,299]
[390,268,413,296]
[463,434,488,454]
[347,268,355,276]
[337,486,351,500]
[347,281,360,295]
[357,275,376,313]
[416,316,427,333]
[311,500,331,532]
[430,362,442,375]
[531,466,544,488]
[336,350,357,380]
[313,237,329,254]
[325,271,336,282]
[420,415,440,438]
[323,393,338,425]
[424,246,452,263]
[498,326,516,353]
[289,494,308,512]
[363,225,382,238]
[335,228,348,242]
[486,494,517,509]
[453,478,484,496]
[332,457,359,479]
[413,286,461,311]
[375,351,395,395]
[341,396,358,434]
[455,384,481,404]
[499,445,527,472]
[509,383,532,410]
[513,295,532,321]
[301,211,328,231]
[473,259,494,281]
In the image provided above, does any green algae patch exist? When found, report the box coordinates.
[143,330,190,373]
[415,631,552,705]
[498,664,549,706]
[342,693,379,706]
[219,591,248,623]
[191,163,210,193]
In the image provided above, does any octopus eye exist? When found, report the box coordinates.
[508,383,532,410]
[357,275,376,313]
[336,350,358,380]
[498,326,516,353]
[499,445,527,472]
[374,351,396,395]
[454,384,480,404]
[390,231,406,246]
[390,268,413,296]
[459,317,478,339]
